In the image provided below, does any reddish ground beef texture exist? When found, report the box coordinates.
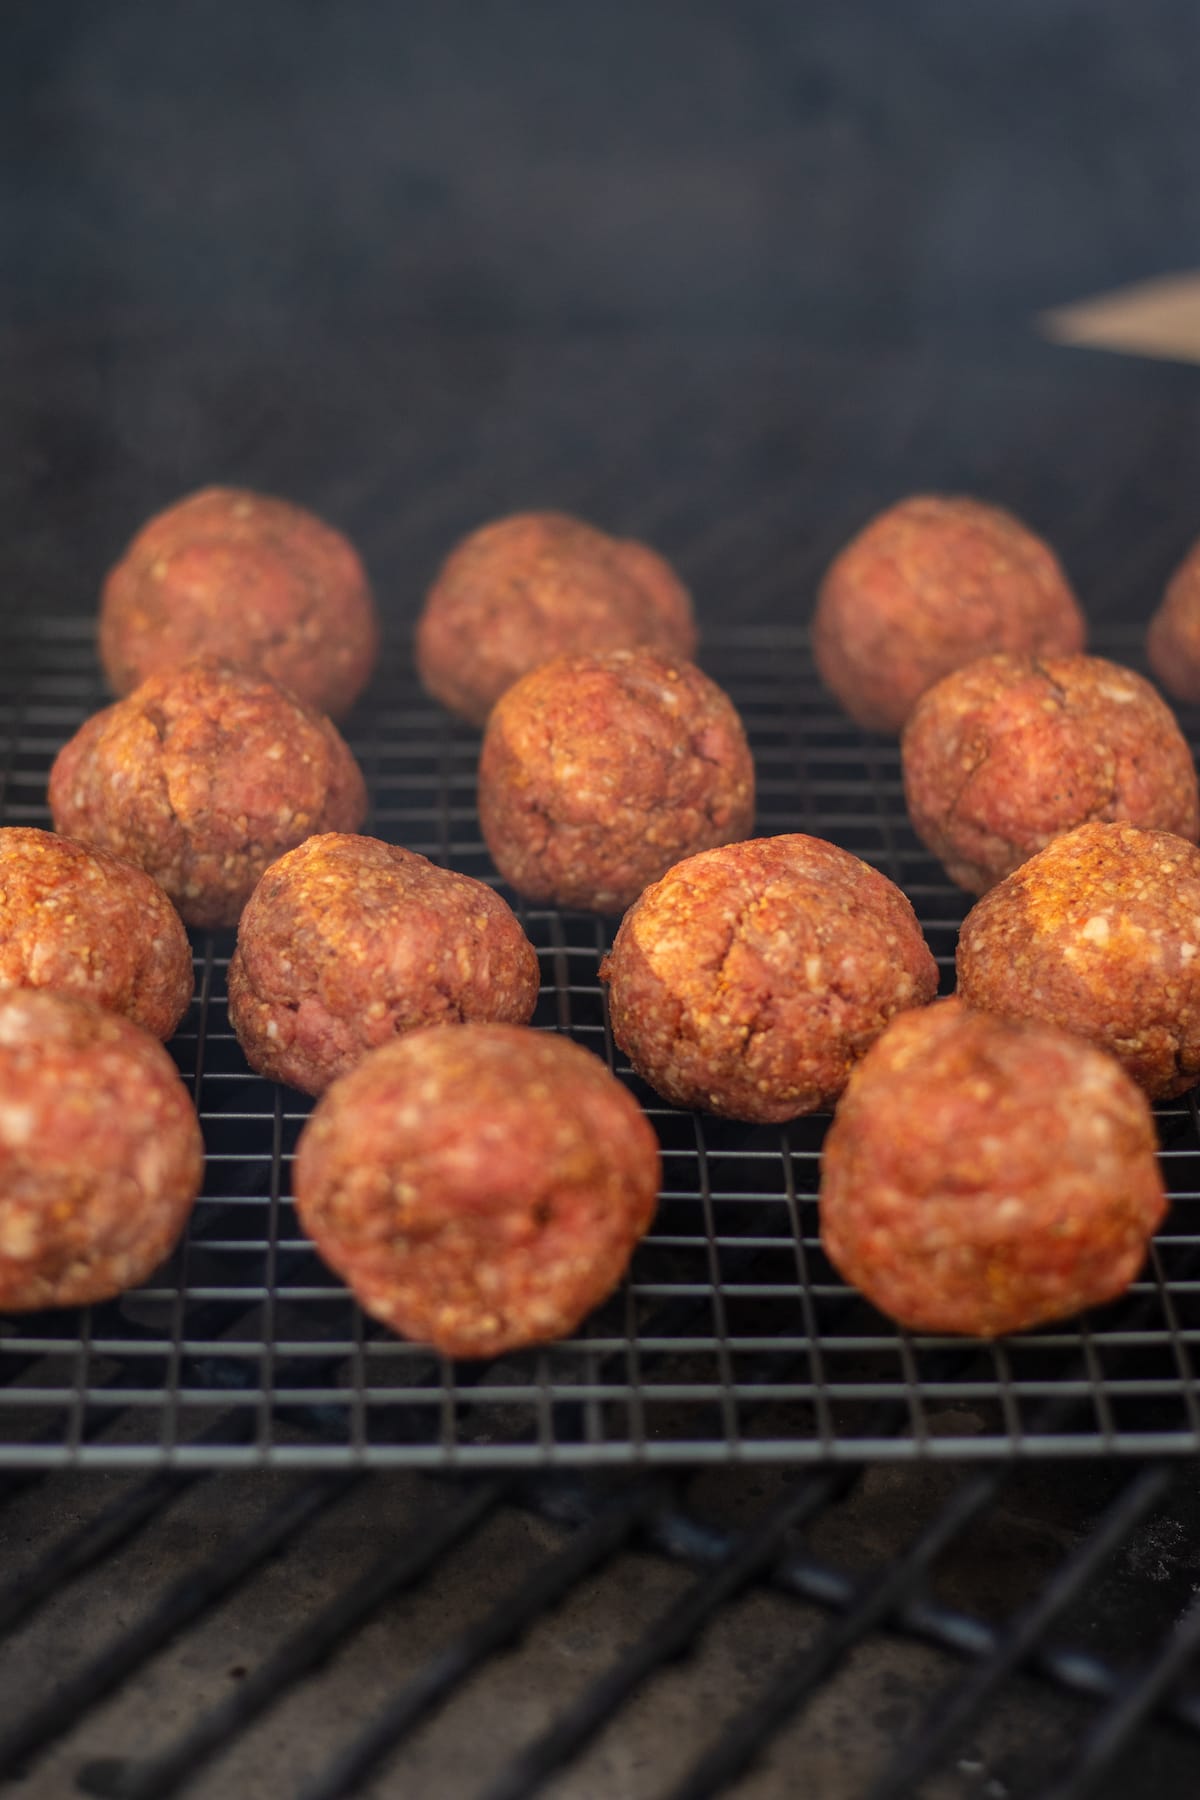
[228,833,540,1094]
[99,486,380,718]
[813,495,1086,733]
[293,1023,661,1358]
[601,833,937,1121]
[49,660,367,929]
[819,998,1166,1337]
[478,647,755,913]
[902,652,1199,892]
[0,990,204,1312]
[0,826,193,1038]
[416,511,697,725]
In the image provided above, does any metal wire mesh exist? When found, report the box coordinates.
[3,615,1200,1469]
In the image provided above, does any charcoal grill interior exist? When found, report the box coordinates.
[7,3,1200,1782]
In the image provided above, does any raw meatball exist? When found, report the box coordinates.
[294,1023,660,1357]
[601,834,938,1121]
[813,495,1085,733]
[903,653,1199,893]
[0,990,204,1311]
[228,833,540,1095]
[98,486,380,718]
[416,511,698,725]
[1148,537,1200,704]
[957,820,1200,1098]
[0,828,192,1038]
[819,999,1166,1337]
[49,661,367,930]
[478,647,754,913]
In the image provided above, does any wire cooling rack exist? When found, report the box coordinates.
[3,616,1200,1470]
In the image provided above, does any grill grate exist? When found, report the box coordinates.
[3,617,1200,1469]
[0,1454,1198,1798]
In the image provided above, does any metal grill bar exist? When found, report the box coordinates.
[0,1473,355,1780]
[662,1470,1002,1800]
[1035,1588,1200,1800]
[84,1477,509,1800]
[476,1469,852,1800]
[863,1461,1175,1800]
[296,1482,659,1800]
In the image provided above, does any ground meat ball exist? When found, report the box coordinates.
[416,512,698,725]
[228,833,540,1095]
[49,661,367,930]
[1148,538,1200,704]
[903,653,1199,893]
[0,990,204,1311]
[813,496,1086,733]
[98,487,380,718]
[601,834,937,1122]
[478,648,755,913]
[819,999,1166,1337]
[294,1023,660,1357]
[0,828,192,1038]
[957,821,1200,1099]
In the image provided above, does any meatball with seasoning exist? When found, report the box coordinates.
[813,495,1085,733]
[99,486,380,718]
[478,647,754,913]
[49,661,367,930]
[0,990,204,1312]
[957,820,1200,1099]
[601,834,937,1122]
[903,653,1199,893]
[1148,536,1200,705]
[416,511,697,725]
[294,1023,660,1358]
[228,833,540,1095]
[0,828,192,1038]
[820,999,1166,1337]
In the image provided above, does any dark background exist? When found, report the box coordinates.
[4,0,1200,627]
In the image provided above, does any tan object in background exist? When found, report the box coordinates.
[1041,271,1200,364]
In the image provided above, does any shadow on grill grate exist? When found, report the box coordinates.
[3,619,1200,1472]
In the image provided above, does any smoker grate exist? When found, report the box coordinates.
[3,615,1200,1470]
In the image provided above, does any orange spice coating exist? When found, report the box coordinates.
[0,828,193,1038]
[813,496,1085,733]
[957,820,1200,1098]
[478,647,755,913]
[49,661,367,930]
[903,653,1199,893]
[416,512,698,726]
[228,833,540,1095]
[601,834,937,1122]
[99,486,380,718]
[294,1023,661,1357]
[0,990,204,1311]
[1148,537,1200,704]
[819,999,1166,1337]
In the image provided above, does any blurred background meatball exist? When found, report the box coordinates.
[229,833,540,1094]
[416,512,697,725]
[294,1023,660,1358]
[601,833,937,1120]
[478,646,753,912]
[957,820,1200,1098]
[49,661,367,929]
[820,999,1166,1337]
[0,990,204,1311]
[813,495,1085,733]
[903,652,1199,892]
[1148,535,1200,704]
[0,827,192,1038]
[99,486,380,718]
